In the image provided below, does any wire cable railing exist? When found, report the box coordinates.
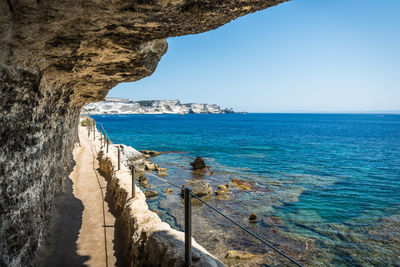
[144,170,303,267]
[190,193,303,267]
[88,118,304,267]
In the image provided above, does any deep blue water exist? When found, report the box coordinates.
[92,113,400,265]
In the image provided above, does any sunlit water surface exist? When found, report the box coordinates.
[92,113,400,266]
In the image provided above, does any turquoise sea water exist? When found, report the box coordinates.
[92,113,400,266]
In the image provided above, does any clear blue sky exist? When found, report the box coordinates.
[108,0,400,113]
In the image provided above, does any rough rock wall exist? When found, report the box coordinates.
[0,0,288,265]
[0,65,80,266]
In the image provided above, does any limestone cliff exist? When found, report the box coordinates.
[0,0,288,265]
[82,97,234,114]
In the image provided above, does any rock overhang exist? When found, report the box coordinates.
[0,0,289,265]
[1,0,288,106]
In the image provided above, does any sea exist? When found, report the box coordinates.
[91,113,400,266]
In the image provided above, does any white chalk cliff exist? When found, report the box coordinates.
[82,97,234,114]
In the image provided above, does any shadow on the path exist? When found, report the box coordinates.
[104,181,130,267]
[34,174,89,267]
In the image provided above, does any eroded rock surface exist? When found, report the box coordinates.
[0,0,288,265]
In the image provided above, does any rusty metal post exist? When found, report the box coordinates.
[87,124,90,137]
[106,138,109,153]
[131,165,136,198]
[118,147,121,170]
[184,187,192,267]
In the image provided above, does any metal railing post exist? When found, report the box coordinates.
[184,187,192,267]
[106,138,109,153]
[93,121,95,140]
[131,165,136,198]
[104,132,107,149]
[118,147,121,170]
[100,124,103,147]
[87,125,90,137]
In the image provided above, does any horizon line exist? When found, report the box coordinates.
[241,111,400,114]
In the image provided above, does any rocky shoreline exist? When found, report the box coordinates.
[99,135,400,266]
[102,121,400,267]
[95,133,223,266]
[121,147,314,266]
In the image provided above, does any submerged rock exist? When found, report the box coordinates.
[225,250,257,260]
[144,190,159,198]
[215,184,231,196]
[231,178,254,190]
[181,180,212,198]
[155,165,168,176]
[263,216,286,227]
[138,175,148,187]
[156,167,167,172]
[165,188,173,194]
[144,161,156,171]
[190,156,207,170]
[140,150,161,157]
[249,213,257,223]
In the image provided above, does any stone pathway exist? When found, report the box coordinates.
[72,124,117,266]
[35,124,117,266]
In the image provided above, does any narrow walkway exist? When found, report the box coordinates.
[71,125,117,266]
[34,124,117,266]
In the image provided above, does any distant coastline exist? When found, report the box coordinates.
[81,97,235,115]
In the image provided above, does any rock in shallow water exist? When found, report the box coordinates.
[263,216,286,227]
[144,161,157,171]
[215,184,232,200]
[156,167,167,172]
[140,150,161,157]
[164,188,173,194]
[144,190,159,198]
[181,180,212,198]
[190,156,207,170]
[139,175,148,187]
[225,250,257,260]
[157,171,168,176]
[249,213,257,223]
[231,178,254,190]
[215,184,231,195]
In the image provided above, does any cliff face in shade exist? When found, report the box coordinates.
[0,0,288,265]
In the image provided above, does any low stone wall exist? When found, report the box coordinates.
[97,142,223,266]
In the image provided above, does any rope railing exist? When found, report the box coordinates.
[88,118,304,267]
